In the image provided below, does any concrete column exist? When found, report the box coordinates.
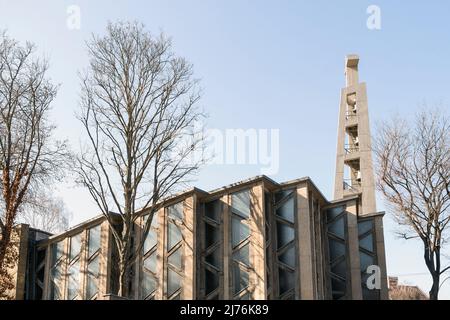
[250,184,266,300]
[297,184,314,299]
[183,195,197,299]
[222,194,231,300]
[334,88,348,201]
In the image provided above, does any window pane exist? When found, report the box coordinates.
[205,268,219,295]
[88,254,100,276]
[276,222,294,249]
[233,243,250,267]
[167,269,182,297]
[167,221,182,251]
[331,277,346,299]
[144,251,157,274]
[327,206,345,221]
[359,234,374,252]
[143,213,159,228]
[328,238,346,262]
[205,222,220,249]
[232,190,251,218]
[205,200,221,222]
[279,245,295,268]
[168,246,182,270]
[232,216,250,248]
[278,267,295,295]
[205,249,221,270]
[233,264,249,295]
[141,271,157,298]
[50,261,63,300]
[360,252,374,272]
[358,220,374,236]
[52,241,64,264]
[51,261,62,282]
[275,196,294,223]
[144,229,157,254]
[168,202,184,220]
[86,274,98,299]
[331,259,347,278]
[70,234,82,261]
[275,189,293,203]
[88,225,101,258]
[328,217,345,239]
[67,261,80,300]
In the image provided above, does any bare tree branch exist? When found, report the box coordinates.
[374,107,450,300]
[75,21,206,297]
[0,30,70,297]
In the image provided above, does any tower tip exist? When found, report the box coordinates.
[346,54,359,68]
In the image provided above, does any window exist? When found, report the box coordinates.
[326,206,348,300]
[86,225,101,300]
[358,218,379,300]
[203,199,222,299]
[231,190,251,299]
[166,202,184,299]
[274,189,296,299]
[141,214,159,299]
[49,241,65,300]
[67,233,82,300]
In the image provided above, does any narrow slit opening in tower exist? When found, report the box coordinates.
[343,159,361,193]
[344,125,359,154]
[345,93,357,120]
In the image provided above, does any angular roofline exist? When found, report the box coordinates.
[38,175,341,244]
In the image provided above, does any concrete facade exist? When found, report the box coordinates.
[8,175,387,300]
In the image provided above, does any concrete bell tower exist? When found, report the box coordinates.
[333,55,377,215]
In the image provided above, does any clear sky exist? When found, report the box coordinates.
[1,0,449,298]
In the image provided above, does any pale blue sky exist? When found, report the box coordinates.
[1,0,449,298]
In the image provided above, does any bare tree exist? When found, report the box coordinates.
[0,31,69,296]
[19,190,71,233]
[76,21,205,297]
[374,109,450,300]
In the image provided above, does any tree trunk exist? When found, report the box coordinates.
[0,219,13,271]
[117,252,130,298]
[429,274,440,300]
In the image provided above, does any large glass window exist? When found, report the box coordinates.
[49,241,65,300]
[274,189,296,299]
[86,225,101,300]
[166,202,184,299]
[203,199,222,299]
[231,190,251,299]
[326,206,348,300]
[141,214,159,299]
[67,233,82,300]
[358,218,379,300]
